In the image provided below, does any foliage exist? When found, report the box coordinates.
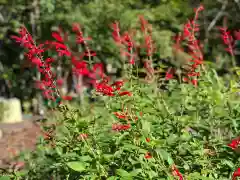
[7,70,240,179]
[2,2,240,180]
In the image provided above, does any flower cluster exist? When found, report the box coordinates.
[219,28,235,56]
[93,78,132,97]
[11,27,60,100]
[111,22,137,65]
[169,5,204,86]
[139,16,155,82]
[139,15,156,57]
[111,105,140,135]
[219,28,240,67]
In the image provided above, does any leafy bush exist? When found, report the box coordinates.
[9,71,240,180]
[4,4,240,180]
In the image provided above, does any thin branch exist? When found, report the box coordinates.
[207,1,228,32]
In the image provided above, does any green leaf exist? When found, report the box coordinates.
[79,155,92,162]
[156,148,174,165]
[141,121,151,136]
[107,177,118,180]
[123,143,139,151]
[66,161,86,172]
[56,147,63,156]
[116,132,129,145]
[222,160,235,170]
[116,169,132,179]
[130,169,142,176]
[0,177,11,180]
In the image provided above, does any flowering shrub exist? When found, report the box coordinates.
[5,5,240,180]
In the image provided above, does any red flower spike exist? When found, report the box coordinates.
[111,22,122,44]
[219,27,235,56]
[139,15,148,32]
[172,5,204,86]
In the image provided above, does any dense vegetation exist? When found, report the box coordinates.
[1,0,240,179]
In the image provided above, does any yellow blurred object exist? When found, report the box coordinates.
[0,98,23,123]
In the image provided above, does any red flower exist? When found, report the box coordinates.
[139,16,155,56]
[219,27,234,56]
[165,68,175,80]
[62,95,73,101]
[78,133,88,140]
[95,82,115,96]
[42,89,55,100]
[52,32,63,43]
[146,137,150,142]
[191,79,198,87]
[42,131,52,140]
[111,22,122,44]
[172,165,183,180]
[232,168,240,180]
[112,123,131,131]
[84,50,97,57]
[92,63,104,78]
[35,81,45,90]
[119,91,132,96]
[144,152,152,159]
[111,80,124,91]
[113,112,127,120]
[228,137,240,150]
[56,78,64,87]
[134,116,138,121]
[139,15,148,32]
